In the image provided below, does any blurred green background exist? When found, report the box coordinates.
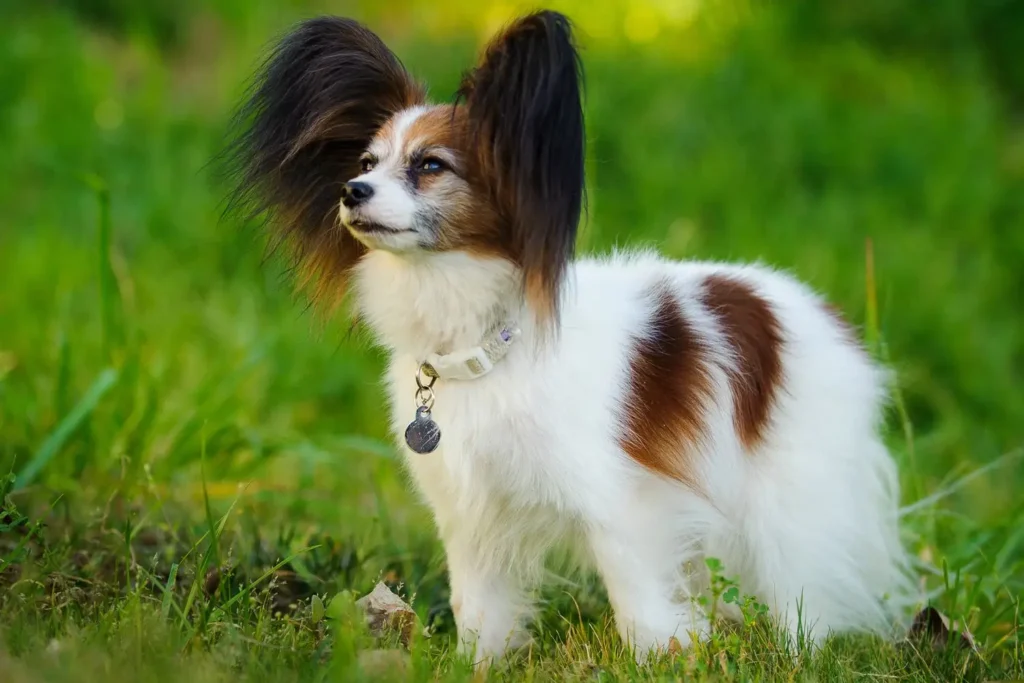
[1,0,1023,648]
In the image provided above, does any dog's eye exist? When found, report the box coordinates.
[359,157,375,173]
[419,157,446,173]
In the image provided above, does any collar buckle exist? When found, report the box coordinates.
[422,322,519,382]
[426,347,493,381]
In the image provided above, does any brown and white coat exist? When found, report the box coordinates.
[226,10,916,666]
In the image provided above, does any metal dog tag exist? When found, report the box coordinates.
[404,405,441,454]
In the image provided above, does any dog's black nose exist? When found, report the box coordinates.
[341,181,374,208]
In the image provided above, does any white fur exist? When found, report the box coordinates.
[340,106,426,250]
[352,247,918,665]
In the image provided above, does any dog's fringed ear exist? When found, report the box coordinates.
[458,11,585,327]
[224,17,423,305]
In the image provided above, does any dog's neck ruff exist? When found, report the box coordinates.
[420,320,521,381]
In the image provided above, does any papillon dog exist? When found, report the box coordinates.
[226,10,916,665]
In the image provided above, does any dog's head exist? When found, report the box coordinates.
[226,11,584,323]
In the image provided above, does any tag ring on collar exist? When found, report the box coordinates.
[416,363,438,389]
[415,363,437,411]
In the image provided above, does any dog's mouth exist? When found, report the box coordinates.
[346,219,412,235]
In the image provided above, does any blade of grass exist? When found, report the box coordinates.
[209,545,322,618]
[200,422,221,573]
[16,367,119,489]
[865,238,921,500]
[161,562,181,621]
[0,520,43,573]
[179,482,245,631]
[994,501,1024,574]
[80,173,122,355]
[900,447,1023,517]
[176,494,246,570]
[864,237,879,355]
[55,329,71,417]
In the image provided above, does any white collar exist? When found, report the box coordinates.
[419,320,520,381]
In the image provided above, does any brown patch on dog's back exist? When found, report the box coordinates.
[620,280,714,489]
[701,274,784,451]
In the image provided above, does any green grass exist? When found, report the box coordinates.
[1,1,1022,680]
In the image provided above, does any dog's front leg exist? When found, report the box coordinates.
[588,521,710,661]
[443,533,534,670]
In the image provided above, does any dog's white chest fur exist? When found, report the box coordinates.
[366,251,651,520]
[384,334,619,522]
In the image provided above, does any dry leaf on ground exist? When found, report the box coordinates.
[907,606,979,653]
[355,581,418,647]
